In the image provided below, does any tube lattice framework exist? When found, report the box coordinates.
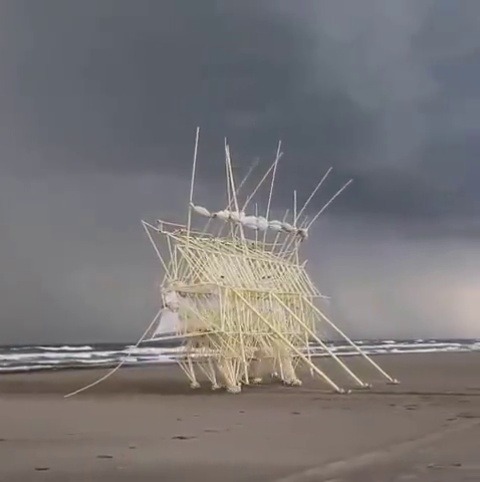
[142,130,398,393]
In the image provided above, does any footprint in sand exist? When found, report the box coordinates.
[457,412,478,419]
[427,462,462,469]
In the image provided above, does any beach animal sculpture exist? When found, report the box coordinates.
[65,128,398,398]
[141,129,398,394]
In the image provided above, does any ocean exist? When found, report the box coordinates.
[1,339,479,374]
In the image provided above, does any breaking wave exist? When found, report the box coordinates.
[1,339,478,374]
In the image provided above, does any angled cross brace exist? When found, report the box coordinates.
[270,292,369,389]
[233,289,345,393]
[303,297,399,384]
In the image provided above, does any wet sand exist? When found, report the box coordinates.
[0,352,479,481]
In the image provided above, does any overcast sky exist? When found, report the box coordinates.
[1,1,479,344]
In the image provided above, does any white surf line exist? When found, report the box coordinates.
[275,419,480,482]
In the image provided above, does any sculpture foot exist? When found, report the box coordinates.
[226,385,241,394]
[387,379,400,385]
[283,378,302,387]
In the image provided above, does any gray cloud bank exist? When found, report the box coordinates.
[0,1,479,343]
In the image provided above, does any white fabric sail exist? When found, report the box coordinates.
[189,205,308,238]
[163,290,180,312]
[281,222,295,233]
[241,215,259,230]
[256,216,269,231]
[191,204,211,217]
[213,209,230,221]
[152,309,181,337]
[229,211,245,223]
[268,220,283,231]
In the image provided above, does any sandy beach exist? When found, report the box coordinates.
[1,352,479,481]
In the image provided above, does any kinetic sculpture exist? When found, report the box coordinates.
[142,128,398,394]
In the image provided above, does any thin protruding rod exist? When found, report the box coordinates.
[186,126,200,235]
[225,151,232,208]
[225,141,240,214]
[270,208,290,252]
[224,138,233,236]
[64,307,163,398]
[142,221,170,276]
[241,153,283,212]
[234,157,260,208]
[306,179,353,230]
[293,190,297,226]
[262,140,282,244]
[225,141,246,242]
[214,157,260,238]
[295,167,332,224]
[254,203,260,247]
[292,190,299,263]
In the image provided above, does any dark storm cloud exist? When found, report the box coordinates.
[1,1,479,219]
[0,1,479,343]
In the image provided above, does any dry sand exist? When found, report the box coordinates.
[0,352,479,481]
